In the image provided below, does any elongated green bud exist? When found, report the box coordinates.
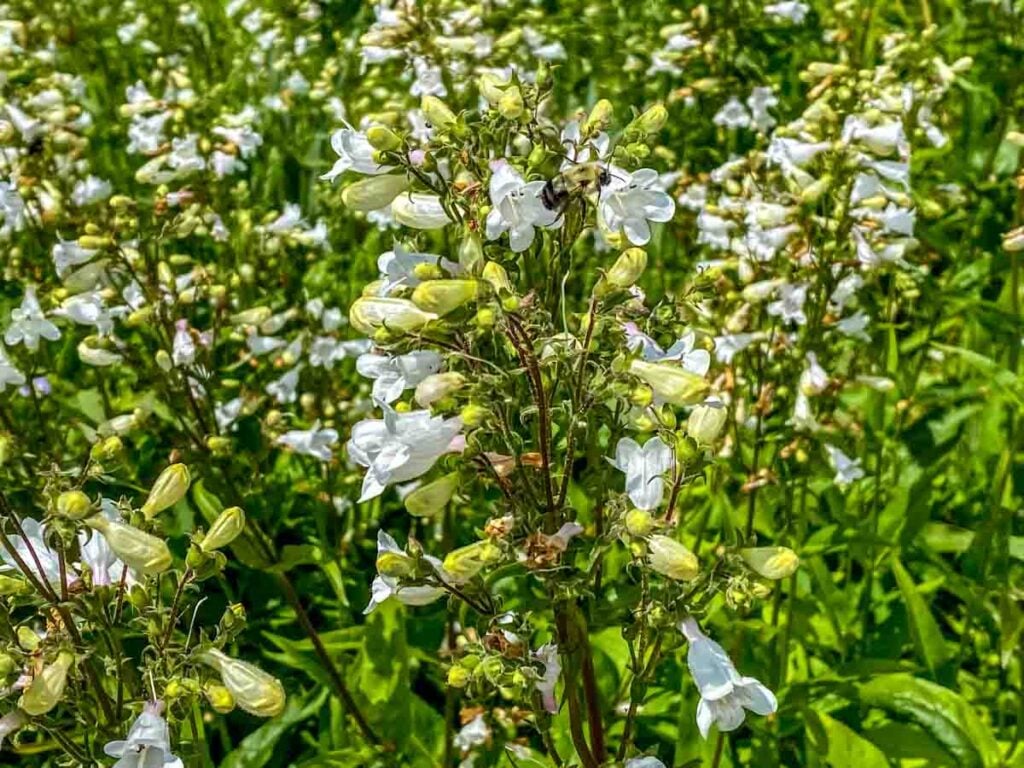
[597,247,647,295]
[198,648,285,717]
[740,547,799,579]
[86,516,172,575]
[411,279,479,316]
[481,261,512,293]
[20,651,74,716]
[341,174,409,211]
[498,86,524,120]
[366,125,402,151]
[421,95,456,129]
[142,463,191,519]
[349,297,438,335]
[56,490,93,520]
[631,103,668,135]
[585,99,614,133]
[442,540,502,583]
[686,402,728,445]
[647,535,699,581]
[405,473,459,517]
[629,360,709,406]
[200,507,245,552]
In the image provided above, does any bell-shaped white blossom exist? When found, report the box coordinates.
[533,644,561,714]
[764,1,809,23]
[680,617,777,739]
[356,350,442,404]
[624,323,710,376]
[608,437,675,510]
[103,701,183,768]
[0,344,26,392]
[377,243,459,295]
[365,530,447,613]
[321,123,393,181]
[485,161,558,253]
[5,287,60,351]
[824,444,865,487]
[276,422,339,461]
[348,400,462,501]
[0,518,68,589]
[599,168,676,246]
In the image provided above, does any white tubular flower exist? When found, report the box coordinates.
[680,617,777,739]
[52,239,97,278]
[764,1,809,23]
[377,242,459,295]
[766,283,808,326]
[266,364,302,404]
[79,500,132,587]
[391,193,452,229]
[321,123,392,181]
[0,710,26,749]
[713,97,752,130]
[625,759,666,768]
[485,161,558,253]
[4,286,60,351]
[824,444,865,487]
[533,644,561,714]
[0,518,71,589]
[356,350,442,403]
[608,436,674,510]
[347,400,462,502]
[799,352,828,396]
[599,168,676,246]
[365,530,447,613]
[103,701,184,768]
[841,116,909,157]
[0,344,26,391]
[624,323,711,376]
[276,422,339,461]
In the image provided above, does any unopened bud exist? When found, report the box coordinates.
[56,490,93,520]
[498,86,524,120]
[204,682,236,713]
[198,648,285,717]
[200,507,245,552]
[585,99,614,133]
[624,508,654,537]
[20,651,74,716]
[629,360,709,406]
[86,515,172,575]
[405,473,458,517]
[411,279,479,316]
[342,174,409,212]
[366,125,402,151]
[142,464,191,519]
[421,95,456,129]
[686,401,728,445]
[598,247,647,294]
[740,546,799,579]
[415,373,465,408]
[442,540,502,583]
[647,535,699,581]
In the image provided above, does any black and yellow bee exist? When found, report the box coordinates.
[540,161,612,214]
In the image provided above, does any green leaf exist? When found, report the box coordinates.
[858,674,1001,768]
[357,600,412,748]
[221,688,328,768]
[806,710,888,768]
[891,557,952,676]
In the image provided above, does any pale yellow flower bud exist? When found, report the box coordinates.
[740,547,800,579]
[421,95,457,129]
[204,682,236,713]
[198,648,285,718]
[404,473,459,517]
[366,125,402,151]
[141,463,191,519]
[629,360,709,406]
[442,540,502,583]
[498,86,524,120]
[55,490,92,520]
[598,247,647,294]
[686,402,728,445]
[20,651,74,716]
[624,508,655,537]
[200,507,245,553]
[341,174,409,212]
[415,373,466,408]
[349,297,438,335]
[86,515,172,575]
[647,535,699,581]
[585,99,614,133]
[481,261,512,293]
[411,279,480,316]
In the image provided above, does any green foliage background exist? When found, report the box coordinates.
[0,0,1022,766]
